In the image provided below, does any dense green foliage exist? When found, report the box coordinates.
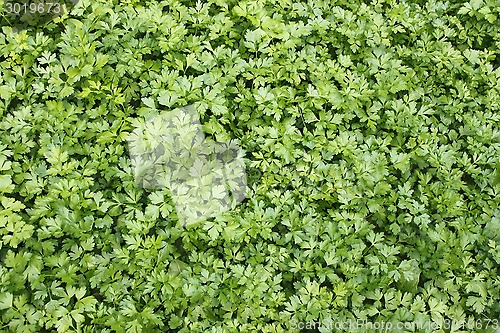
[1,0,500,331]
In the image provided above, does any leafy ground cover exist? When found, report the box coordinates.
[0,0,499,332]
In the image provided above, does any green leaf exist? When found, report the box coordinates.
[0,292,13,310]
[0,175,14,193]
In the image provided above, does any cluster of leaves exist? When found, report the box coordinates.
[0,0,499,332]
